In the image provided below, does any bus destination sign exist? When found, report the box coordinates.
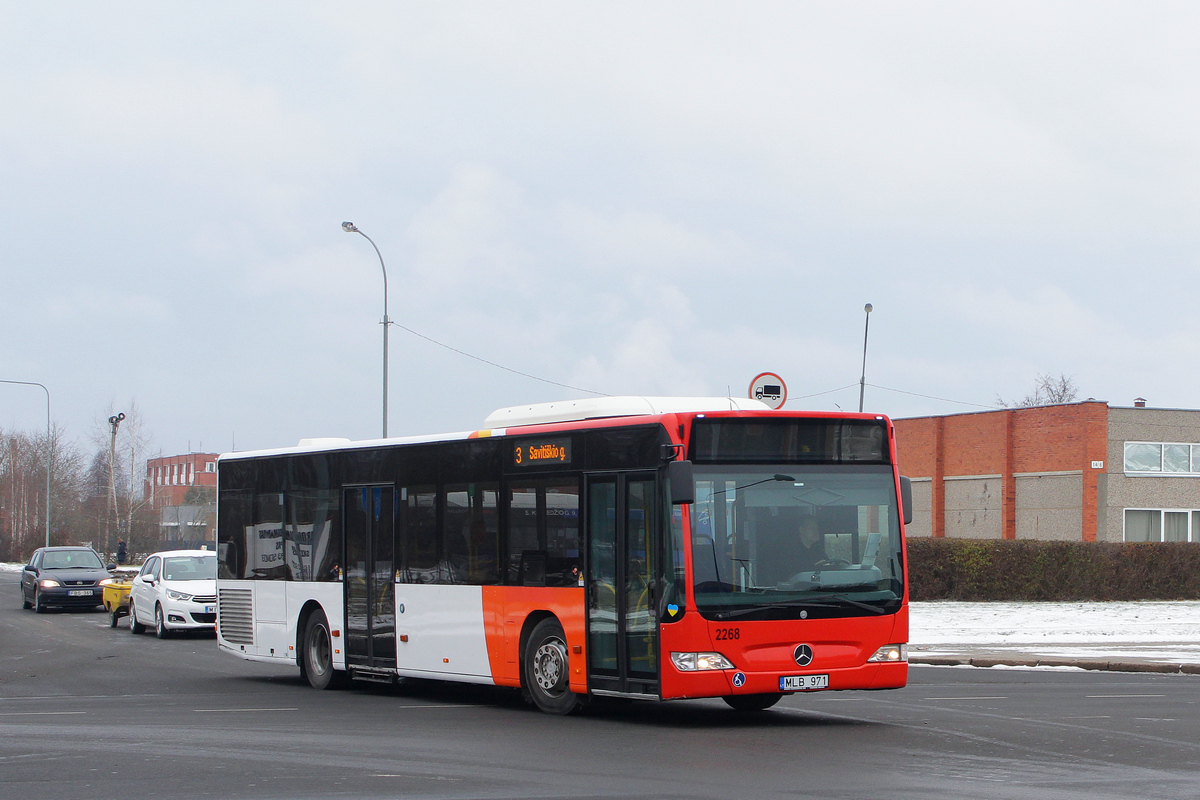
[514,437,572,467]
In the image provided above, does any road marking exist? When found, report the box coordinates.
[0,711,88,717]
[193,708,299,713]
[0,694,154,701]
[1085,694,1167,698]
[1064,715,1111,719]
[923,696,1007,701]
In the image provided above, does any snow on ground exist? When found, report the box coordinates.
[909,601,1200,664]
[0,563,25,573]
[910,600,1200,644]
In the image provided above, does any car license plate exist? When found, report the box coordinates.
[780,674,829,691]
[205,605,215,614]
[68,589,92,597]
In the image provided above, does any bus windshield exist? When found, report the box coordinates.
[691,465,903,619]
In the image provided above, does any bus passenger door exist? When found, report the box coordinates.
[586,474,660,697]
[343,485,396,670]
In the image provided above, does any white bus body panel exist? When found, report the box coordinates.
[287,581,346,670]
[394,585,494,683]
[218,580,345,669]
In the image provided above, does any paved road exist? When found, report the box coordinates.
[3,570,1200,799]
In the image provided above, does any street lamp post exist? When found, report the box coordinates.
[342,221,391,439]
[858,303,873,413]
[0,380,52,547]
[106,413,124,551]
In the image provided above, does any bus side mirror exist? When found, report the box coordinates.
[668,460,695,505]
[899,476,913,525]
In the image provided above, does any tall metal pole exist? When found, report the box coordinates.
[343,222,390,438]
[106,413,124,552]
[858,303,873,413]
[0,380,51,547]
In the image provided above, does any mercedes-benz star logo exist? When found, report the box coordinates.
[794,644,814,667]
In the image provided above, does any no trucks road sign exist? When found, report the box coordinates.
[749,372,787,410]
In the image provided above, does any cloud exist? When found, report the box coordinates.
[44,289,170,322]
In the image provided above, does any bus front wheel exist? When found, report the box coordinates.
[302,610,345,690]
[723,693,783,712]
[523,618,582,715]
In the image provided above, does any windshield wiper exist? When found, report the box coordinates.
[714,594,887,619]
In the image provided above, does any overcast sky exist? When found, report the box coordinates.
[2,2,1198,457]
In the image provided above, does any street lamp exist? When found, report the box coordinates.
[858,303,873,413]
[0,379,51,547]
[107,413,124,550]
[342,221,391,438]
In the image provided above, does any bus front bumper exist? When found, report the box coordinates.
[660,659,908,700]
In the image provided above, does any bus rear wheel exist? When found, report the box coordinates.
[523,618,582,715]
[723,693,783,712]
[302,610,345,690]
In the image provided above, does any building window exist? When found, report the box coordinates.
[206,462,216,473]
[1123,508,1200,542]
[1124,442,1200,475]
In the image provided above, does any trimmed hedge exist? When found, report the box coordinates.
[906,538,1200,601]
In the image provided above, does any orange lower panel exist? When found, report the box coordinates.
[480,586,589,693]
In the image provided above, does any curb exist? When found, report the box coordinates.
[911,655,1199,675]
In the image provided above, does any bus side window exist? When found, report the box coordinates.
[506,478,581,587]
[252,493,287,580]
[544,481,581,587]
[286,489,341,582]
[507,484,539,584]
[397,486,438,583]
[217,489,252,580]
[443,483,499,585]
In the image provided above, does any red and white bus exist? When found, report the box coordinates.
[215,397,912,713]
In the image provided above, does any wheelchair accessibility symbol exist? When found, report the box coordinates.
[732,672,746,688]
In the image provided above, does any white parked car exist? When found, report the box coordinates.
[128,549,217,638]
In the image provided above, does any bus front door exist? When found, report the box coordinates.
[586,474,660,697]
[343,485,397,671]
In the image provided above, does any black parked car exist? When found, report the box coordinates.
[20,547,116,612]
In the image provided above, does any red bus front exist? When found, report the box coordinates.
[655,413,908,706]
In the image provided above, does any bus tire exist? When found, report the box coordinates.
[723,693,783,712]
[523,618,581,715]
[302,610,345,690]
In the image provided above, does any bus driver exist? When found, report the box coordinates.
[794,515,828,573]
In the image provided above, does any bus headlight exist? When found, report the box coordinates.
[867,644,907,662]
[671,652,735,671]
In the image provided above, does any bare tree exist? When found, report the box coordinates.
[0,425,86,561]
[996,373,1079,408]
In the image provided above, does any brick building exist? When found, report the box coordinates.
[894,401,1200,543]
[144,453,219,548]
